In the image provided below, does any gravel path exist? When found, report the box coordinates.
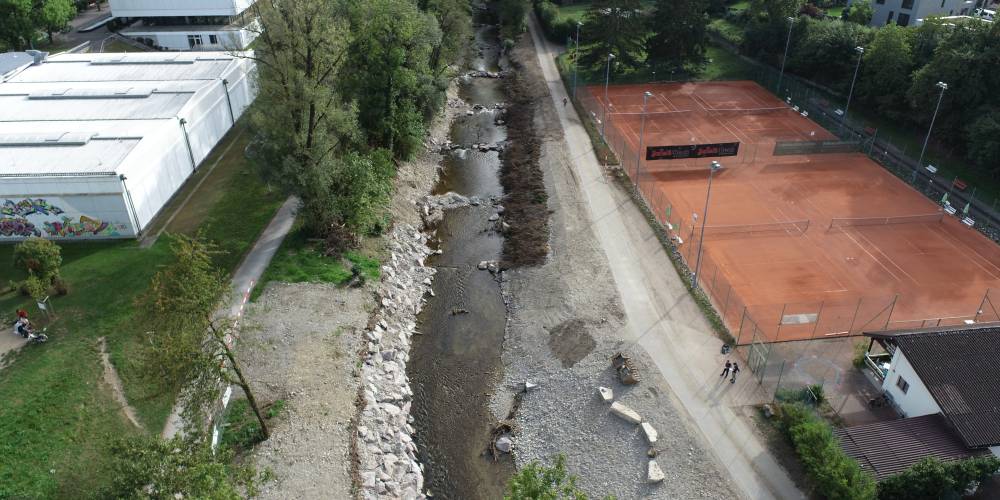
[241,283,372,499]
[493,34,739,499]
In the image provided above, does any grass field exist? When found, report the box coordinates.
[553,0,656,23]
[0,124,284,498]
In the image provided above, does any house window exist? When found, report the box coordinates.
[877,0,885,4]
[209,34,218,44]
[940,0,945,7]
[887,10,895,23]
[898,12,911,25]
[896,375,910,394]
[960,7,969,13]
[187,35,203,48]
[901,0,914,9]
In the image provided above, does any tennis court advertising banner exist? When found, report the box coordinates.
[646,142,740,160]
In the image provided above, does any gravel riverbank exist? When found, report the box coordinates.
[492,32,740,500]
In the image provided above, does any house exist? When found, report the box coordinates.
[842,324,1000,472]
[0,51,256,239]
[852,0,977,26]
[108,0,260,51]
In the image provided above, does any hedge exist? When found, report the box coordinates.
[533,0,578,44]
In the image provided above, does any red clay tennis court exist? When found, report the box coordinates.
[580,81,1000,344]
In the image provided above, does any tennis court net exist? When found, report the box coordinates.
[708,106,792,118]
[703,219,810,237]
[828,212,944,230]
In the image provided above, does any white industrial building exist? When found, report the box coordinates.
[0,51,256,240]
[110,0,260,51]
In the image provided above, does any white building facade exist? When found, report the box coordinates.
[0,52,256,240]
[857,0,978,26]
[110,0,259,51]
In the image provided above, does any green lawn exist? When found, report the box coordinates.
[0,124,284,499]
[728,0,751,11]
[826,5,845,17]
[251,222,381,301]
[554,0,656,23]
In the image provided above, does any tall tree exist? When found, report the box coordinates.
[137,235,270,439]
[0,0,35,50]
[247,0,359,235]
[33,0,75,44]
[646,0,709,71]
[341,0,442,159]
[424,0,472,75]
[580,0,648,72]
[843,0,873,24]
[857,24,913,116]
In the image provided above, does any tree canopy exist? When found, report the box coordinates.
[580,0,648,72]
[646,0,710,71]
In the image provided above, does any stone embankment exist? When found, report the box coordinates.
[356,224,436,500]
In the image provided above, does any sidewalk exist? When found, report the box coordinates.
[527,14,803,500]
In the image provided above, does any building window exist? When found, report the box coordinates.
[187,35,203,48]
[940,0,945,7]
[209,34,218,44]
[887,10,895,23]
[896,375,910,394]
[960,7,969,14]
[898,12,911,25]
[877,0,885,4]
[901,0,914,8]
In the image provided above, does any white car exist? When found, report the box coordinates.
[975,8,995,20]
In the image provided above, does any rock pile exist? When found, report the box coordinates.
[417,192,501,226]
[356,223,436,500]
[466,69,507,79]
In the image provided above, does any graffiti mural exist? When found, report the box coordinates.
[1,198,64,217]
[44,216,127,238]
[0,217,40,237]
[0,198,130,239]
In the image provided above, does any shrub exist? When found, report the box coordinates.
[777,403,876,500]
[534,1,577,43]
[13,237,62,285]
[505,454,590,499]
[852,341,868,368]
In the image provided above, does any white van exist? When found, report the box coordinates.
[975,8,995,20]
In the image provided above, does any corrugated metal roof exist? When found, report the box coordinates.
[866,323,1000,448]
[0,137,139,175]
[8,53,237,83]
[0,92,194,121]
[834,413,989,480]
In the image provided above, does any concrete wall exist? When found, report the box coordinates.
[109,0,253,17]
[0,177,134,239]
[864,0,977,25]
[881,349,942,418]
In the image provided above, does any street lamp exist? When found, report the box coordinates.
[777,16,795,96]
[636,91,653,189]
[602,53,615,138]
[572,21,583,98]
[917,81,948,169]
[841,46,864,134]
[693,160,723,287]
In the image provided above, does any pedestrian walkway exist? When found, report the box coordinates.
[527,13,803,500]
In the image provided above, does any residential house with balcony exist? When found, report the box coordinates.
[853,0,977,25]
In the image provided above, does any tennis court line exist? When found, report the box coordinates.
[929,221,1000,279]
[840,228,911,285]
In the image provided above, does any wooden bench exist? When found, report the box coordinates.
[953,178,968,191]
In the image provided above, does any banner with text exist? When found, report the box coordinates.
[646,142,740,161]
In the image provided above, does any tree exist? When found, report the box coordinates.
[33,0,75,44]
[424,0,472,75]
[843,0,873,24]
[330,149,396,237]
[857,24,912,115]
[102,434,251,499]
[246,0,360,236]
[0,0,35,50]
[966,111,1000,172]
[748,0,804,23]
[580,0,648,72]
[877,456,1000,500]
[505,454,589,500]
[646,0,709,71]
[497,0,528,40]
[786,18,874,92]
[341,0,443,159]
[137,235,270,439]
[14,237,62,300]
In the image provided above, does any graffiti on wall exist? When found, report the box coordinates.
[0,198,129,239]
[1,198,64,218]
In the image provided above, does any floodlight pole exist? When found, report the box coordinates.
[917,81,948,169]
[777,17,795,96]
[693,161,723,288]
[636,91,653,189]
[841,46,864,133]
[572,22,582,98]
[602,53,615,138]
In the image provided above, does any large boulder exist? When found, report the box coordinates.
[610,401,642,424]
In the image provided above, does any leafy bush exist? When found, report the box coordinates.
[534,0,577,43]
[877,456,1000,500]
[13,238,63,299]
[505,454,590,499]
[709,18,745,47]
[852,341,868,368]
[777,403,876,500]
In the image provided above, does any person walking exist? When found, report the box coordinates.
[720,360,731,378]
[730,362,741,384]
[562,97,568,107]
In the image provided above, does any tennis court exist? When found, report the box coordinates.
[581,81,1000,344]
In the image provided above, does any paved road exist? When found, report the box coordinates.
[527,14,804,500]
[162,196,298,438]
